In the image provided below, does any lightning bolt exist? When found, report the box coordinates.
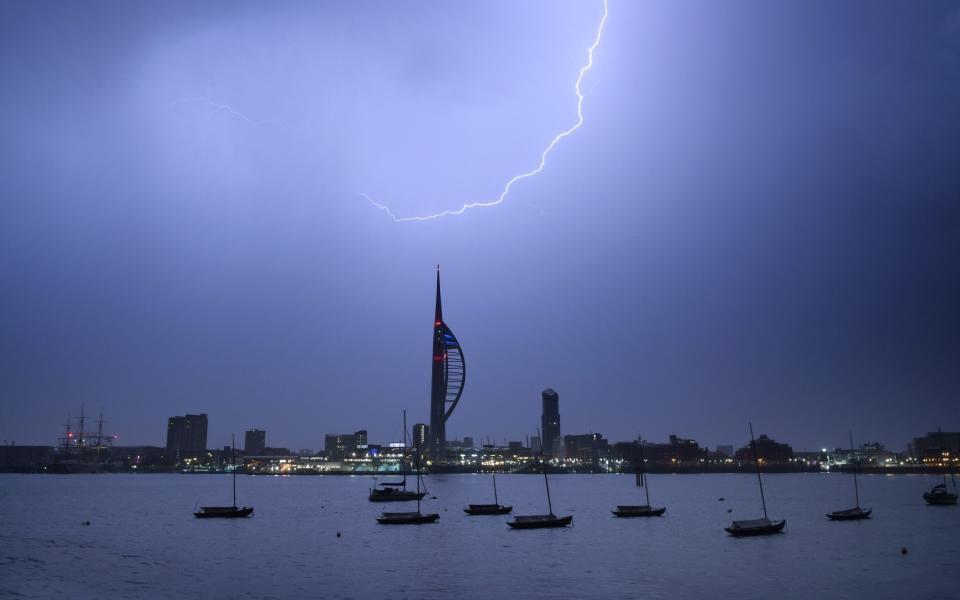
[362,0,608,222]
[167,97,274,126]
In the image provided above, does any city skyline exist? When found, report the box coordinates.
[2,1,958,452]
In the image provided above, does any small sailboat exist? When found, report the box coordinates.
[508,427,572,529]
[923,427,958,506]
[613,437,665,517]
[827,430,871,521]
[377,436,438,525]
[465,459,512,515]
[369,410,427,503]
[725,423,785,536]
[194,434,253,519]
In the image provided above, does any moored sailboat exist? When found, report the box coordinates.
[725,423,785,536]
[194,434,253,519]
[613,436,665,518]
[370,410,427,503]
[827,430,871,521]
[465,462,512,515]
[377,435,438,525]
[923,427,958,506]
[508,428,572,529]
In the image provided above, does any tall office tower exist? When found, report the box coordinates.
[541,389,561,457]
[184,414,208,454]
[245,429,266,455]
[413,424,429,449]
[166,413,208,462]
[166,416,187,461]
[429,266,466,453]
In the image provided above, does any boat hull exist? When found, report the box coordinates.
[508,514,572,529]
[725,519,785,536]
[194,506,254,519]
[464,504,512,515]
[923,492,958,505]
[376,512,439,525]
[369,491,427,502]
[612,505,666,518]
[826,507,871,520]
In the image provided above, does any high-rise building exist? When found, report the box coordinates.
[541,389,561,457]
[245,429,266,455]
[166,413,208,462]
[429,266,466,453]
[324,433,357,459]
[413,423,429,449]
[354,430,368,449]
[166,416,186,460]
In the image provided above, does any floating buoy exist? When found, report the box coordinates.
[336,532,341,538]
[718,498,725,502]
[82,521,90,526]
[901,547,907,555]
[726,509,732,513]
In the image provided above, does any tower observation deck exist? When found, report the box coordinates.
[429,266,465,453]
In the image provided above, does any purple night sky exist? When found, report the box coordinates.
[1,0,958,451]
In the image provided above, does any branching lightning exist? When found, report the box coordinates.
[362,0,609,222]
[167,97,274,126]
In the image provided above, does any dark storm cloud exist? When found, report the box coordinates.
[1,0,957,451]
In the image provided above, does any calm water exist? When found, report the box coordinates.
[1,473,958,599]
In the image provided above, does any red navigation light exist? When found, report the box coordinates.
[67,432,73,438]
[434,320,442,326]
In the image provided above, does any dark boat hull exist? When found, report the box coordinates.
[376,512,439,524]
[464,504,512,515]
[725,519,785,536]
[508,514,572,529]
[194,506,254,519]
[612,505,666,517]
[923,492,958,505]
[826,507,871,520]
[369,491,427,502]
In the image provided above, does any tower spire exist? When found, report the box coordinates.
[434,264,442,325]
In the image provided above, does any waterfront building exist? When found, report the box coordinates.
[912,431,960,465]
[413,423,429,449]
[165,413,208,463]
[530,436,542,453]
[324,433,357,459]
[0,445,54,472]
[244,429,266,455]
[541,389,561,457]
[563,433,609,467]
[735,434,793,465]
[612,435,707,467]
[429,266,466,453]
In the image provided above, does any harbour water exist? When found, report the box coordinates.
[1,473,957,599]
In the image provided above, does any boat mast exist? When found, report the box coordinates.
[939,427,956,492]
[415,437,422,513]
[403,410,408,489]
[231,433,237,508]
[750,422,768,519]
[78,403,86,457]
[849,430,860,508]
[537,428,554,516]
[640,436,650,506]
[493,471,499,505]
